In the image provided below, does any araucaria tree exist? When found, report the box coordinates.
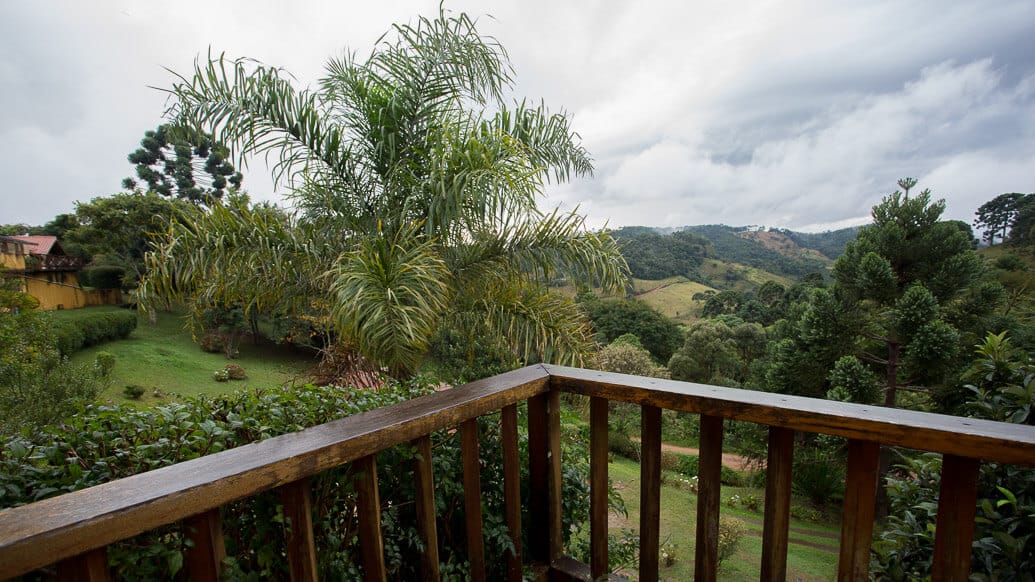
[831,178,986,408]
[139,11,627,378]
[123,124,243,204]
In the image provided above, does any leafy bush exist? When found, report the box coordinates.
[224,364,247,380]
[0,380,608,579]
[80,266,127,289]
[570,527,639,575]
[123,385,145,400]
[660,450,680,472]
[608,431,640,461]
[873,333,1035,580]
[792,450,844,505]
[94,352,116,378]
[53,312,137,355]
[674,453,746,486]
[1,285,102,434]
[198,332,225,354]
[717,516,746,566]
[213,369,230,382]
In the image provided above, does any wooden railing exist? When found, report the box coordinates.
[26,254,82,272]
[1,365,1033,581]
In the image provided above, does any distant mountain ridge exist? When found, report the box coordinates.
[612,224,859,282]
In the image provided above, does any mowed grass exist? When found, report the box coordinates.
[606,457,839,580]
[64,307,317,405]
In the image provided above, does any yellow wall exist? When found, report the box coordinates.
[24,273,86,311]
[0,250,26,270]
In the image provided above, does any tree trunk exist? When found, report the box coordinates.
[875,341,900,520]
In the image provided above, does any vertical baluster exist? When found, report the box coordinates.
[694,414,723,582]
[55,547,109,582]
[278,478,319,582]
[837,440,880,581]
[760,427,794,582]
[184,509,226,582]
[639,405,662,582]
[461,419,486,582]
[931,455,980,581]
[413,435,441,581]
[527,394,549,564]
[355,454,387,582]
[590,397,610,580]
[501,404,524,582]
[547,389,564,561]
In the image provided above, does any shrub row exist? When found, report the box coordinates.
[0,380,600,579]
[53,311,137,355]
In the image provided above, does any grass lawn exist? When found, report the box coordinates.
[606,457,839,581]
[64,307,317,405]
[631,277,715,323]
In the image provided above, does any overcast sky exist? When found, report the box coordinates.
[2,1,1033,232]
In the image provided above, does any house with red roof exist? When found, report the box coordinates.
[0,235,113,310]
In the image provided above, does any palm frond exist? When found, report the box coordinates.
[327,223,450,377]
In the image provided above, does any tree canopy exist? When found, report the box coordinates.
[139,10,627,378]
[123,125,243,204]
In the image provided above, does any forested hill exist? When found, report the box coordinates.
[612,224,858,280]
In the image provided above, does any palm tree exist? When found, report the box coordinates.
[139,10,627,378]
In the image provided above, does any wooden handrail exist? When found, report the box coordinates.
[545,365,1035,466]
[0,366,550,579]
[1,364,1033,581]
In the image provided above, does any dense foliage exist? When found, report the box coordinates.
[579,295,683,363]
[0,276,103,434]
[0,380,603,579]
[771,227,859,260]
[873,333,1035,580]
[612,227,710,280]
[683,225,829,278]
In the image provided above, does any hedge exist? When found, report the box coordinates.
[53,311,137,355]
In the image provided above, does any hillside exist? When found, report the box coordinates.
[681,224,832,278]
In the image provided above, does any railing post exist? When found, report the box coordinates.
[640,405,662,582]
[413,435,441,581]
[590,397,609,580]
[931,455,980,581]
[184,509,226,582]
[528,390,563,566]
[760,426,794,582]
[838,439,880,581]
[461,419,486,582]
[277,478,319,582]
[501,404,524,582]
[56,547,109,582]
[355,455,387,582]
[694,414,723,582]
[527,393,550,564]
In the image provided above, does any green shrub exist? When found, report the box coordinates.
[224,364,247,380]
[53,312,137,355]
[80,266,126,289]
[198,332,225,354]
[608,431,640,461]
[123,385,145,399]
[792,451,844,505]
[660,450,680,472]
[717,516,745,566]
[213,369,230,382]
[0,380,608,579]
[675,453,745,486]
[94,352,116,378]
